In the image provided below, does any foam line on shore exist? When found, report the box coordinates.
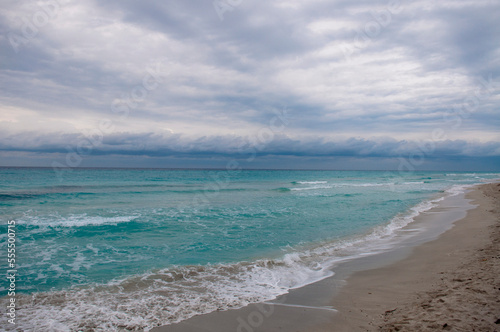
[150,183,494,332]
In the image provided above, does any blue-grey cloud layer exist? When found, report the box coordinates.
[0,0,499,170]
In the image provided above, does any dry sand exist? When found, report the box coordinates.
[152,183,500,332]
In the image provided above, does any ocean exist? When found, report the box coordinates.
[0,168,498,331]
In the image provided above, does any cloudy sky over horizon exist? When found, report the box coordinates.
[1,0,499,170]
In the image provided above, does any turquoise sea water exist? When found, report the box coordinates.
[0,168,499,331]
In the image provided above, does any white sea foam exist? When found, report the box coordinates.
[295,181,328,184]
[87,243,100,255]
[290,182,391,191]
[17,214,139,227]
[291,185,332,191]
[446,172,500,178]
[0,254,332,331]
[349,183,387,187]
[332,182,390,188]
[444,184,476,196]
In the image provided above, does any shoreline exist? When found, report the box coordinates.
[325,182,500,331]
[152,182,500,332]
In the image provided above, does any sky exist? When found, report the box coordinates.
[0,0,499,171]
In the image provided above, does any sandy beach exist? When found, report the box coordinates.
[323,182,500,331]
[152,182,500,332]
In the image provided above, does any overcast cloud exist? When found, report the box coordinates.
[1,0,499,170]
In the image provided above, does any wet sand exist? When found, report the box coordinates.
[151,183,500,332]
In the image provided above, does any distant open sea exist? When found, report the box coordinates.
[0,168,499,331]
